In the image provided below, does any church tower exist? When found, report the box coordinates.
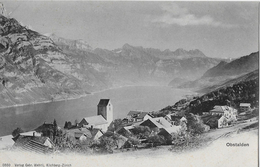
[97,99,113,125]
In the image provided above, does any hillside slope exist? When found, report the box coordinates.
[0,15,112,107]
[202,52,258,78]
[179,52,259,90]
[198,70,259,93]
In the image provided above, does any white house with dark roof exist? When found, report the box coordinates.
[212,105,238,128]
[140,117,182,139]
[239,103,251,112]
[126,110,152,123]
[79,99,113,132]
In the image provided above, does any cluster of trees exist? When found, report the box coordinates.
[166,78,258,116]
[189,79,258,115]
[64,119,79,129]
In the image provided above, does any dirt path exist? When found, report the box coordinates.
[202,119,258,142]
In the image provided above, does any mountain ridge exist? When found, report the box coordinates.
[177,51,259,91]
[0,15,244,108]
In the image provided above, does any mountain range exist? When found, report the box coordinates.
[0,14,256,108]
[49,34,224,86]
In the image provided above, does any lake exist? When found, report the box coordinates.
[0,86,191,136]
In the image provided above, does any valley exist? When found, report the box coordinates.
[0,2,258,166]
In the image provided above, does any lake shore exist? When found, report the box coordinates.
[0,85,192,137]
[0,84,193,110]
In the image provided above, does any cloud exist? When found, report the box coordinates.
[153,3,236,28]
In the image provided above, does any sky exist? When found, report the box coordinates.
[2,1,259,58]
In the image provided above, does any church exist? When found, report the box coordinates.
[78,99,113,132]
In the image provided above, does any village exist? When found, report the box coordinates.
[2,98,257,155]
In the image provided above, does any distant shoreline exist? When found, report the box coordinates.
[0,85,192,110]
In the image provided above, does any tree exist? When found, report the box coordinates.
[64,121,68,129]
[147,135,166,146]
[67,121,72,129]
[185,113,205,135]
[53,119,58,140]
[12,127,24,137]
[108,119,123,132]
[131,126,151,138]
[53,119,57,128]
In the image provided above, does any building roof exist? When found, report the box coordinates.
[83,115,108,126]
[98,99,110,106]
[90,128,103,139]
[210,105,225,113]
[153,117,173,128]
[68,128,92,138]
[140,117,172,129]
[127,111,148,119]
[21,140,50,154]
[140,119,162,129]
[158,126,181,136]
[136,112,148,119]
[116,126,134,135]
[13,135,49,145]
[240,103,251,107]
[164,126,181,134]
[13,135,54,154]
[127,110,142,116]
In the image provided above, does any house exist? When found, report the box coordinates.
[140,117,181,137]
[12,134,55,154]
[239,103,251,112]
[20,131,42,137]
[90,128,104,140]
[126,110,149,122]
[143,113,154,121]
[66,127,103,144]
[218,116,229,128]
[158,126,181,140]
[164,114,186,125]
[210,105,225,115]
[217,106,237,128]
[79,115,108,131]
[67,128,92,140]
[78,99,113,132]
[127,110,142,121]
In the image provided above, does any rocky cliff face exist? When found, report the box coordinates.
[0,15,110,107]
